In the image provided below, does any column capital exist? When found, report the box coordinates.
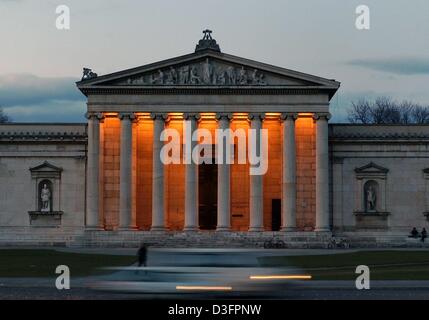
[183,113,201,121]
[215,113,233,121]
[280,113,298,121]
[85,112,105,121]
[150,113,168,121]
[312,112,331,121]
[248,113,265,121]
[118,112,137,121]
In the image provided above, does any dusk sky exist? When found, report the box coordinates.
[1,0,429,122]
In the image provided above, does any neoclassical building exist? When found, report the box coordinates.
[0,32,428,247]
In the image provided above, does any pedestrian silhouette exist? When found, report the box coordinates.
[137,244,147,267]
[421,228,427,243]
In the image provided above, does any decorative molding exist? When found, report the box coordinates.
[0,131,87,142]
[183,113,201,121]
[118,112,137,121]
[78,87,330,97]
[355,162,389,175]
[312,112,331,121]
[30,161,63,179]
[150,113,168,121]
[248,113,266,121]
[215,113,233,121]
[85,112,105,121]
[280,112,298,121]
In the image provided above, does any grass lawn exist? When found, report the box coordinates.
[0,249,136,278]
[260,250,429,280]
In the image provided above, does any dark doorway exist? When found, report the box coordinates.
[199,162,218,230]
[272,199,281,231]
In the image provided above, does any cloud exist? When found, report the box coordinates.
[0,74,85,122]
[347,57,429,75]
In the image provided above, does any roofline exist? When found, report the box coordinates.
[0,122,87,126]
[329,123,429,127]
[76,48,340,89]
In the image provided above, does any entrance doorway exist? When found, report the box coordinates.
[198,162,218,230]
[272,199,281,231]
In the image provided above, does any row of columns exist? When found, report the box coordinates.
[85,111,331,232]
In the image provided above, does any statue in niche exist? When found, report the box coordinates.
[180,66,190,84]
[226,66,236,85]
[365,185,377,212]
[190,66,200,84]
[238,66,248,85]
[40,183,51,212]
[202,58,213,84]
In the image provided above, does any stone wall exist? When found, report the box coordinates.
[330,124,429,233]
[0,123,86,229]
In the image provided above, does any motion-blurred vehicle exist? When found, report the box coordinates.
[90,249,312,298]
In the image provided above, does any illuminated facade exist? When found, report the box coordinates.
[1,33,428,247]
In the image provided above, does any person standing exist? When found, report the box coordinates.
[421,228,427,243]
[137,244,148,267]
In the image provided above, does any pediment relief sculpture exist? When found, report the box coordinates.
[116,58,268,86]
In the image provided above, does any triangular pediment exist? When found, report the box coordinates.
[30,161,63,173]
[355,162,389,174]
[77,50,340,91]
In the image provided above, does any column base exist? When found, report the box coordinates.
[118,226,138,231]
[280,226,296,232]
[248,227,264,232]
[314,227,331,232]
[183,226,199,232]
[85,226,105,231]
[150,226,167,232]
[216,226,231,232]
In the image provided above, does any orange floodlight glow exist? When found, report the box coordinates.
[249,275,312,280]
[176,285,233,291]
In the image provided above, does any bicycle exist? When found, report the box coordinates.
[263,239,286,249]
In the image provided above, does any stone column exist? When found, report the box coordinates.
[314,113,331,232]
[119,112,137,230]
[280,113,297,231]
[151,113,167,231]
[183,113,200,231]
[248,113,265,232]
[216,113,232,231]
[85,112,104,229]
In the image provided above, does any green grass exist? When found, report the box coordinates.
[2,249,429,280]
[0,250,136,278]
[260,250,429,280]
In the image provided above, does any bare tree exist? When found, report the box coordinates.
[0,107,10,123]
[411,105,429,124]
[348,99,372,124]
[347,96,429,124]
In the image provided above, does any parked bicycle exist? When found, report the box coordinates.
[327,236,350,249]
[263,239,286,249]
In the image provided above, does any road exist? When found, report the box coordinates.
[1,279,429,300]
